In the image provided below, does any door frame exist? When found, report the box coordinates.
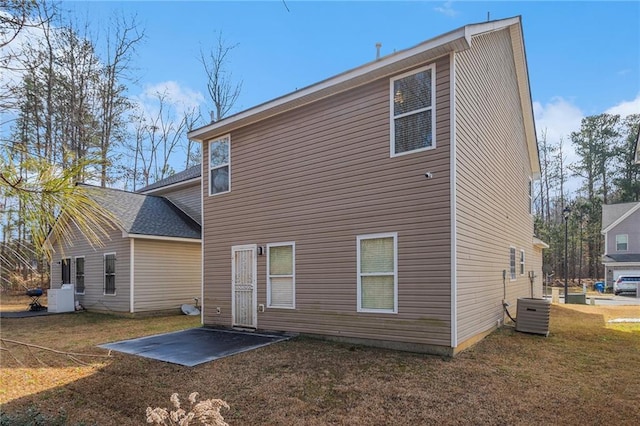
[231,244,258,328]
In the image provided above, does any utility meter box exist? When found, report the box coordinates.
[515,298,551,337]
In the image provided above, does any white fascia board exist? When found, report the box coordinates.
[188,16,521,144]
[601,203,640,234]
[139,177,201,195]
[122,232,201,244]
[533,237,550,249]
[188,24,482,142]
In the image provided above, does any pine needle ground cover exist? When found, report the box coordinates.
[1,304,638,425]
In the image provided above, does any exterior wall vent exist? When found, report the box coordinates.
[515,298,551,337]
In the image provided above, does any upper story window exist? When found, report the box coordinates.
[209,135,230,196]
[616,234,628,251]
[390,65,435,157]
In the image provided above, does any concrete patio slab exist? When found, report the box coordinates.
[100,328,293,367]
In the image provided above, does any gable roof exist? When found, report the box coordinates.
[79,184,201,240]
[137,164,202,194]
[188,16,539,176]
[601,201,640,233]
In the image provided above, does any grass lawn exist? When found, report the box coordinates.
[1,300,639,425]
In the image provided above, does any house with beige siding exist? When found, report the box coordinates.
[188,16,544,355]
[47,169,202,314]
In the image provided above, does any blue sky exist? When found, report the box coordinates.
[61,1,639,118]
[12,0,639,187]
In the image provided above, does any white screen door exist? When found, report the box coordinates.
[231,244,257,328]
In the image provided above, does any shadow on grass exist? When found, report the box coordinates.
[1,306,639,425]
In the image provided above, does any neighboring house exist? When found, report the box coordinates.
[601,202,640,287]
[47,171,202,314]
[188,16,544,356]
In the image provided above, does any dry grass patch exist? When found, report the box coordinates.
[1,305,639,425]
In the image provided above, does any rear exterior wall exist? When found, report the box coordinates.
[454,28,540,347]
[50,223,130,313]
[132,238,201,312]
[202,55,453,349]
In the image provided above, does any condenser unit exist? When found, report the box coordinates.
[515,298,550,337]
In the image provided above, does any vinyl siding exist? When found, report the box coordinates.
[202,56,452,348]
[132,238,201,312]
[50,223,130,312]
[151,182,202,225]
[454,28,539,345]
[606,208,640,254]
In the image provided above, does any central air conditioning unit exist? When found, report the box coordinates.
[515,298,551,337]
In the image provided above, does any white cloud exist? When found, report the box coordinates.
[434,1,459,18]
[138,81,205,115]
[533,96,584,155]
[605,93,640,117]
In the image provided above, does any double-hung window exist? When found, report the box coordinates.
[390,65,435,156]
[209,135,230,195]
[61,258,71,284]
[519,250,525,276]
[616,234,628,251]
[75,257,85,294]
[357,233,398,313]
[267,242,295,309]
[509,247,516,280]
[104,253,116,295]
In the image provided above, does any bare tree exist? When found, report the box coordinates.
[128,91,191,189]
[97,14,144,187]
[199,32,242,122]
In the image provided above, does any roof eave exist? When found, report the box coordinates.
[188,23,484,142]
[123,232,201,243]
[139,176,201,195]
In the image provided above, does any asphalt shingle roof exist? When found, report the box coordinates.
[79,184,200,240]
[603,254,640,263]
[137,164,201,193]
[601,202,640,231]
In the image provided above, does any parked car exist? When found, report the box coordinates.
[613,275,640,295]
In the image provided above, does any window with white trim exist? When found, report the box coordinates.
[519,250,525,276]
[61,258,71,284]
[509,247,516,280]
[357,233,398,313]
[209,135,230,195]
[104,253,116,295]
[267,242,295,309]
[390,65,435,156]
[616,234,628,251]
[75,257,85,294]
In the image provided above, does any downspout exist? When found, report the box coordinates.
[449,51,458,349]
[200,161,205,326]
[130,238,135,313]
